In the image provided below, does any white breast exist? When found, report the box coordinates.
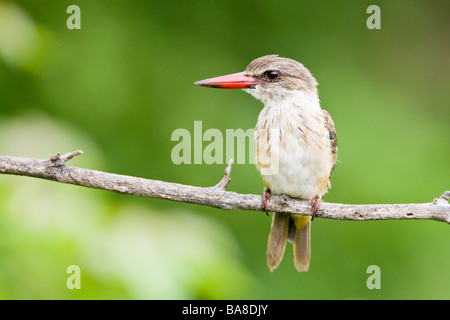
[254,95,334,200]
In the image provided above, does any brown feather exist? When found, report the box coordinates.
[267,212,290,272]
[322,109,338,176]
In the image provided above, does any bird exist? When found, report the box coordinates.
[195,55,337,272]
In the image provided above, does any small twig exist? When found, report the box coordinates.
[439,191,450,201]
[49,150,83,167]
[60,150,83,162]
[435,191,450,204]
[215,159,234,190]
[0,151,448,224]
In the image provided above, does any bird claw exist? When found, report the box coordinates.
[311,196,322,220]
[262,188,271,216]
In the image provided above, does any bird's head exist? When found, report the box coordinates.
[195,55,318,105]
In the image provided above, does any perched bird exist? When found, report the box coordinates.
[195,55,337,272]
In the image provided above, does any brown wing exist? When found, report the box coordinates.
[322,109,338,176]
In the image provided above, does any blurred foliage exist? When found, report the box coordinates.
[0,0,448,299]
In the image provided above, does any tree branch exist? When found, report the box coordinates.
[0,151,448,224]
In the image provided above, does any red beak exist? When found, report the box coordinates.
[195,71,260,89]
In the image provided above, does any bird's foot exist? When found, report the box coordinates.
[262,188,271,216]
[311,196,322,220]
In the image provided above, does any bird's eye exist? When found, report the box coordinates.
[265,70,279,80]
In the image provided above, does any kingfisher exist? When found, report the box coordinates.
[195,55,337,272]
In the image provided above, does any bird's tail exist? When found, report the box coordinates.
[267,213,311,272]
[267,212,289,272]
[292,215,311,272]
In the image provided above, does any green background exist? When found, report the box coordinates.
[0,0,448,299]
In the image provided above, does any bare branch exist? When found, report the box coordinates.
[0,151,448,224]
